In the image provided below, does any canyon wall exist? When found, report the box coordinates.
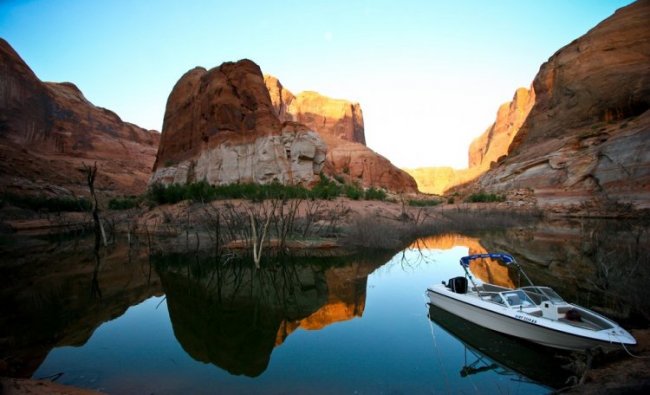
[408,0,649,216]
[0,39,160,197]
[474,0,650,215]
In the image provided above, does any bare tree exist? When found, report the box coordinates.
[82,161,107,247]
[249,202,273,269]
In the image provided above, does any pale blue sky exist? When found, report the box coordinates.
[0,0,634,168]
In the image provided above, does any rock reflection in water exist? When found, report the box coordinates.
[411,234,516,288]
[0,235,161,377]
[414,220,650,324]
[154,254,381,377]
[478,219,650,323]
[2,217,646,392]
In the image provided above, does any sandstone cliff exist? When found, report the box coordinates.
[475,0,650,215]
[151,60,327,187]
[0,39,160,197]
[468,87,535,172]
[405,87,534,195]
[264,75,417,193]
[404,167,470,196]
[265,75,366,145]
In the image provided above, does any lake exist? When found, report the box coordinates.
[2,219,648,394]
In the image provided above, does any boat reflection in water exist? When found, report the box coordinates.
[427,303,573,390]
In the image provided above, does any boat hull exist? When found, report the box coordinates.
[427,285,634,352]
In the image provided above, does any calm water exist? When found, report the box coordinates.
[2,220,648,394]
[30,245,554,394]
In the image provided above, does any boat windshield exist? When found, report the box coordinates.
[520,286,565,305]
[500,290,536,308]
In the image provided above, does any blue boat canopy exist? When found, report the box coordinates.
[459,253,515,267]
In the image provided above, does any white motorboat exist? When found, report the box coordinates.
[426,253,637,352]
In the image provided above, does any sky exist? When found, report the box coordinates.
[0,0,635,169]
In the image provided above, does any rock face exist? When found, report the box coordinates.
[404,167,470,196]
[475,0,650,215]
[406,87,534,195]
[264,75,365,145]
[151,60,326,187]
[0,39,160,197]
[468,87,535,172]
[264,75,417,193]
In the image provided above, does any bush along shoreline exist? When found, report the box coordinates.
[144,176,389,207]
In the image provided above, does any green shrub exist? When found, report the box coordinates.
[1,193,91,212]
[108,196,139,210]
[447,197,455,204]
[311,174,342,200]
[364,187,387,201]
[146,176,394,206]
[344,184,363,200]
[465,192,506,203]
[408,199,441,207]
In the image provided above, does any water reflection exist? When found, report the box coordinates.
[411,234,517,288]
[414,221,650,324]
[427,303,570,389]
[476,219,650,323]
[0,218,646,393]
[0,236,161,378]
[153,254,383,377]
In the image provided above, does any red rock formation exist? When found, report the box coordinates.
[468,87,535,172]
[0,39,159,197]
[264,75,365,145]
[151,60,327,187]
[476,0,650,215]
[264,75,417,193]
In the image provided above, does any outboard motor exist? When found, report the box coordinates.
[447,276,468,294]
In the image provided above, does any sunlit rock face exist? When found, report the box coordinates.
[475,1,650,215]
[0,39,160,197]
[264,75,365,145]
[151,60,326,187]
[404,87,535,195]
[264,75,418,193]
[469,88,535,172]
[404,167,472,196]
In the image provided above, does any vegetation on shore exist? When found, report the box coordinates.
[0,192,91,212]
[464,191,506,203]
[145,176,389,206]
